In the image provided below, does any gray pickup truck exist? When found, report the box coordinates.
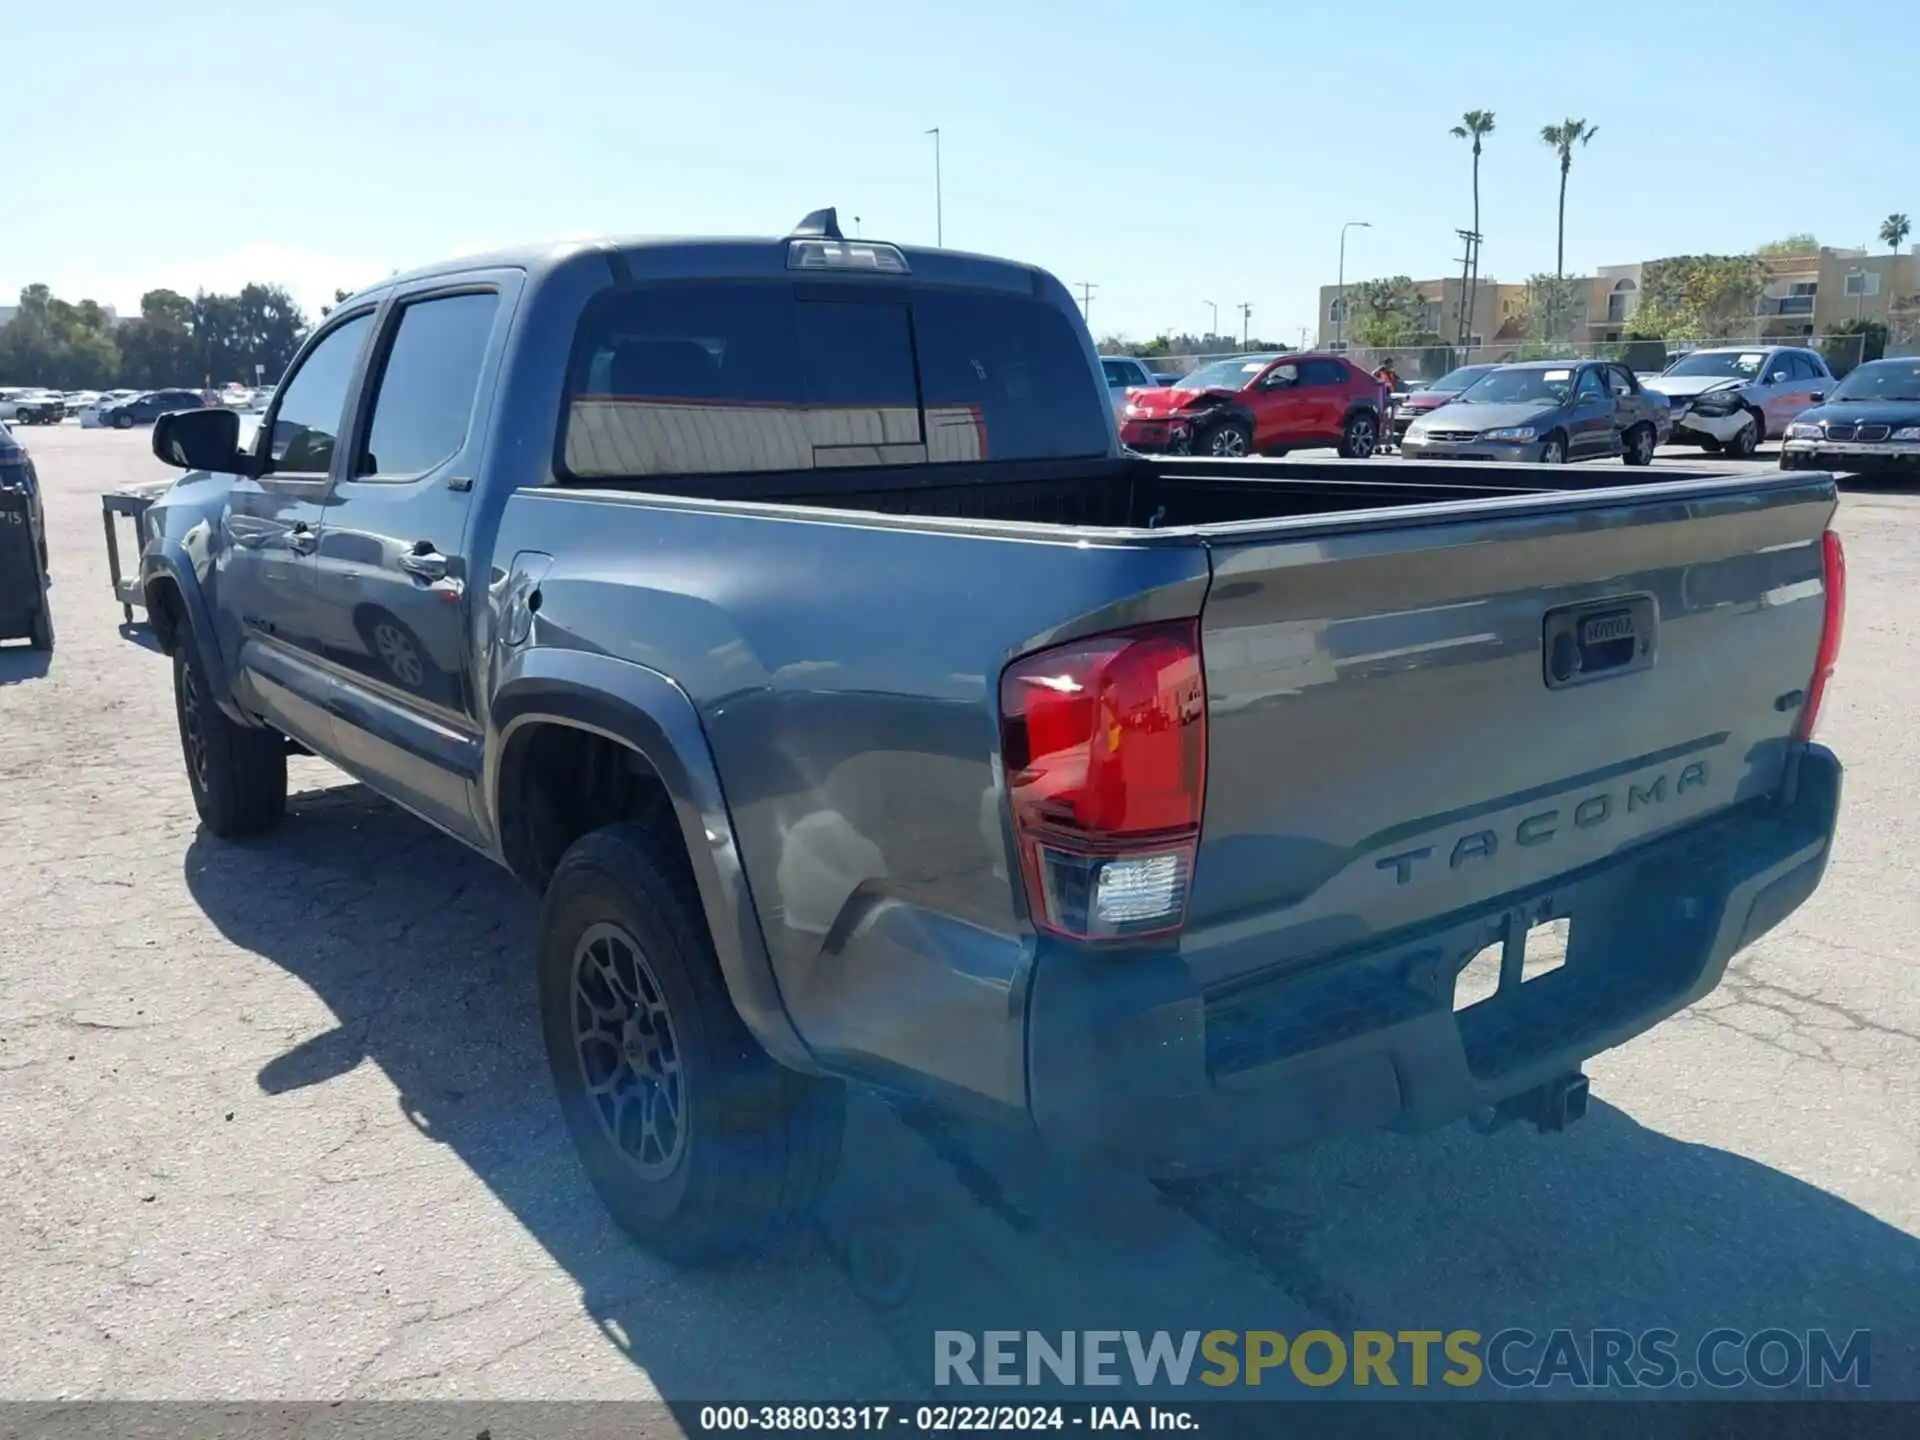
[137,210,1846,1264]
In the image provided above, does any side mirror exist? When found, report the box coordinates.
[153,406,257,475]
[1810,390,1827,403]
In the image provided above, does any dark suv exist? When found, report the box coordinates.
[101,389,206,429]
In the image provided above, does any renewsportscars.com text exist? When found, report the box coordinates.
[934,1328,1870,1391]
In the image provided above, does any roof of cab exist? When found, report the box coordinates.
[346,229,1053,308]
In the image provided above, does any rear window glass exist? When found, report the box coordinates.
[561,282,1106,479]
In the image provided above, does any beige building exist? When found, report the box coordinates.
[1326,245,1920,356]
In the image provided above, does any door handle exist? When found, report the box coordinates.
[287,522,317,555]
[399,544,448,581]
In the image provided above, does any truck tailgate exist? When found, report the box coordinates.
[1185,474,1838,991]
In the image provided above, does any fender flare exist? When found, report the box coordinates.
[141,541,249,725]
[488,647,815,1072]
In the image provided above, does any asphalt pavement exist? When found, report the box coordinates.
[0,427,1914,1410]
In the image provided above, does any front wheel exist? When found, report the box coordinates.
[1622,423,1656,466]
[1337,411,1379,459]
[1194,418,1251,458]
[1539,433,1568,464]
[1724,411,1761,459]
[539,823,844,1265]
[172,639,287,837]
[113,412,133,430]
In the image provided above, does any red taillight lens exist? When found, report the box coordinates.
[1794,529,1846,743]
[998,620,1207,941]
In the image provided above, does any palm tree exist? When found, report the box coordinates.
[1449,110,1496,348]
[1881,213,1911,253]
[1539,118,1599,338]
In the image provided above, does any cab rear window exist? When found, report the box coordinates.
[560,282,1107,479]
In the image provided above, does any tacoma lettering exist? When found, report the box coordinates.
[1374,762,1710,885]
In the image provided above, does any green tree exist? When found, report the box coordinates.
[1630,254,1768,341]
[115,289,199,388]
[1449,109,1496,346]
[1538,118,1598,336]
[1517,273,1587,344]
[0,283,122,388]
[1757,234,1821,258]
[1880,214,1911,253]
[1347,275,1430,348]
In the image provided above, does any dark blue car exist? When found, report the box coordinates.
[1781,357,1920,476]
[99,388,207,429]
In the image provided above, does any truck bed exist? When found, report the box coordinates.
[577,453,1751,532]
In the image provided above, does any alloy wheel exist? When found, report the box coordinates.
[571,921,687,1180]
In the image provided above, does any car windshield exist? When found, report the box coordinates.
[1829,359,1920,402]
[1428,365,1494,394]
[1175,357,1274,391]
[1455,367,1575,404]
[1663,350,1767,380]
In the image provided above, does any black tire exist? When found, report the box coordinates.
[27,604,52,652]
[1725,410,1761,459]
[1193,418,1251,458]
[1337,410,1379,459]
[538,823,844,1265]
[1622,423,1656,466]
[1539,431,1569,464]
[172,638,287,837]
[113,411,133,430]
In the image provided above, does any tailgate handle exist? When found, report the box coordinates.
[1543,595,1657,689]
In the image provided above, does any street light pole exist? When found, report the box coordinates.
[1204,300,1218,339]
[1337,220,1372,350]
[924,127,943,246]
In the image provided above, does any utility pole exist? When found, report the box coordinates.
[1454,228,1482,352]
[924,127,943,246]
[1075,281,1099,327]
[1203,300,1218,339]
[1238,302,1253,350]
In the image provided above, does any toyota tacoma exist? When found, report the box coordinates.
[135,210,1846,1263]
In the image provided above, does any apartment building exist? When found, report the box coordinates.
[1328,246,1920,353]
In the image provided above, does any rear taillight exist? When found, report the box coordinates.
[1794,529,1846,742]
[998,621,1207,941]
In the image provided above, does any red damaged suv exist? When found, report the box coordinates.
[1118,352,1386,459]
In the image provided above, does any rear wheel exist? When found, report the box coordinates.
[1622,423,1656,466]
[1724,410,1761,459]
[1338,411,1379,459]
[113,412,133,430]
[539,823,844,1264]
[1195,418,1251,458]
[1539,432,1568,465]
[173,638,287,837]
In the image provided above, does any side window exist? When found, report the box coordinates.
[356,292,500,478]
[1793,353,1823,381]
[1576,368,1608,400]
[270,313,373,475]
[1263,362,1300,388]
[1102,360,1136,387]
[1608,365,1636,397]
[1299,359,1347,387]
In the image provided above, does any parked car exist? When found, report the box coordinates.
[1781,356,1920,477]
[1387,363,1500,445]
[136,210,1844,1264]
[1642,345,1832,457]
[1120,352,1385,457]
[1401,359,1671,465]
[1099,355,1163,421]
[0,389,66,425]
[99,389,207,429]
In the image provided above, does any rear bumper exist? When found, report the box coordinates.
[1025,744,1842,1173]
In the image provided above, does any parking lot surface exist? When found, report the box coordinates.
[1,426,1915,1404]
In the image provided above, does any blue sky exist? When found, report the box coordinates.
[11,0,1913,343]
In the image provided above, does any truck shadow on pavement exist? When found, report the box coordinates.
[0,647,53,684]
[185,780,1920,1405]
